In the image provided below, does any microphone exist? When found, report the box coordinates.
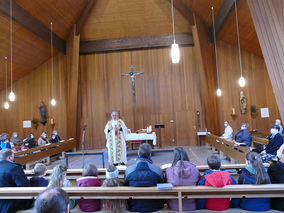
[83,123,87,131]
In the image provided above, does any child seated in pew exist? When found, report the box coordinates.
[30,163,48,187]
[77,163,101,212]
[48,164,76,209]
[166,147,200,211]
[232,152,271,211]
[102,165,127,213]
[197,155,237,211]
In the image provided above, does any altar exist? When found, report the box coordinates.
[126,132,157,149]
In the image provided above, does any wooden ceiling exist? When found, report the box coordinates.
[0,0,262,90]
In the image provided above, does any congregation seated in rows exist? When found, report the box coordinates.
[1,144,284,212]
[0,130,62,152]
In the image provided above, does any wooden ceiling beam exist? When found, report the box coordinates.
[79,32,194,54]
[167,0,194,26]
[75,0,96,36]
[0,0,66,52]
[209,0,239,42]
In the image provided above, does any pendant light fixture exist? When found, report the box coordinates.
[234,0,245,87]
[4,57,10,110]
[8,0,15,102]
[211,7,222,97]
[50,22,56,107]
[170,0,180,64]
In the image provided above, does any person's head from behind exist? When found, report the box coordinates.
[241,123,248,130]
[0,149,14,162]
[207,155,221,170]
[172,147,189,166]
[138,143,152,159]
[48,164,67,187]
[105,165,119,179]
[82,163,98,177]
[111,110,120,120]
[34,163,47,177]
[35,187,69,213]
[275,119,281,126]
[270,125,280,135]
[246,152,270,184]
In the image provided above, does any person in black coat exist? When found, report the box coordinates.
[49,130,61,144]
[261,125,283,162]
[0,149,33,213]
[234,123,251,146]
[268,147,284,211]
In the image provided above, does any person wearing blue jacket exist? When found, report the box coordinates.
[234,123,251,146]
[125,143,165,212]
[261,125,283,162]
[232,152,270,211]
[0,133,11,150]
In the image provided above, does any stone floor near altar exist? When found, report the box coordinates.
[46,146,231,169]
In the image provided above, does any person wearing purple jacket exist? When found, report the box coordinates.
[166,147,200,211]
[77,164,101,212]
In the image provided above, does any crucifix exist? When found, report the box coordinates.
[121,65,144,107]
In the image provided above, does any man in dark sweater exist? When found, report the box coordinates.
[261,125,283,162]
[0,149,33,213]
[234,123,251,146]
[268,148,284,211]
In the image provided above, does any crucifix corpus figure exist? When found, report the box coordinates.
[121,65,144,107]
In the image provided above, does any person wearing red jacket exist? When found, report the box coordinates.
[197,155,237,211]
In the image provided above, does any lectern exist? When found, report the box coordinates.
[154,124,165,148]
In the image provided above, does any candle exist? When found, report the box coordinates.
[232,108,236,115]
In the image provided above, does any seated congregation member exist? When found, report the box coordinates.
[49,130,61,144]
[261,125,283,162]
[232,152,270,211]
[22,133,36,149]
[34,187,69,213]
[0,149,33,213]
[197,155,236,211]
[268,147,284,211]
[166,147,199,211]
[0,133,11,150]
[30,163,48,187]
[10,132,21,151]
[102,165,127,212]
[48,164,76,209]
[275,119,283,135]
[77,163,101,212]
[220,121,234,141]
[234,123,251,146]
[38,132,49,146]
[125,143,165,212]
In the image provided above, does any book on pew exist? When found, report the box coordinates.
[157,183,173,190]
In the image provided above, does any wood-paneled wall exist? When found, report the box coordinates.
[78,46,207,149]
[217,40,280,133]
[0,53,67,141]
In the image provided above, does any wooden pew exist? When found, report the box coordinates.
[2,185,284,213]
[251,135,269,147]
[14,139,76,169]
[206,134,249,163]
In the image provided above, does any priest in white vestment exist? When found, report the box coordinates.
[104,111,128,166]
[220,121,233,140]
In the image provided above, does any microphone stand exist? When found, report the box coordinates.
[82,125,86,168]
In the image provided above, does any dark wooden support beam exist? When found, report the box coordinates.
[0,0,66,52]
[80,32,194,54]
[167,0,194,26]
[75,0,96,35]
[209,0,239,42]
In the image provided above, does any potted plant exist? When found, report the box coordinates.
[250,105,257,118]
[32,119,39,129]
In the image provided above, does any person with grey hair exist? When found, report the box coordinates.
[275,119,283,135]
[0,149,32,212]
[234,123,251,146]
[125,143,164,212]
[220,121,233,140]
[0,133,11,150]
[104,110,128,166]
[34,187,69,213]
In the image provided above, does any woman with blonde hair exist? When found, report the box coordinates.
[102,165,126,213]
